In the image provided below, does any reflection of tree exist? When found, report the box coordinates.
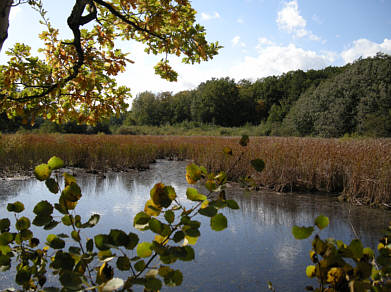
[227,188,391,247]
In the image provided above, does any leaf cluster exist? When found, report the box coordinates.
[293,215,391,291]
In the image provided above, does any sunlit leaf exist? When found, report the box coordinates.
[306,265,316,278]
[223,146,233,155]
[210,213,227,231]
[34,164,51,181]
[47,156,64,170]
[314,215,329,230]
[150,183,173,208]
[349,239,364,259]
[186,187,207,202]
[184,236,198,246]
[292,226,314,240]
[144,199,161,217]
[101,278,124,291]
[185,163,201,184]
[136,242,153,258]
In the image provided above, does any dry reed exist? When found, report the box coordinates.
[0,134,390,206]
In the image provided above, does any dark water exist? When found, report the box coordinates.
[0,160,390,291]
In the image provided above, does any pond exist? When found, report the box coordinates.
[0,160,390,291]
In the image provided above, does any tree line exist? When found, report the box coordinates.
[2,53,390,138]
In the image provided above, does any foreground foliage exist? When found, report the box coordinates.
[293,217,391,291]
[0,136,263,290]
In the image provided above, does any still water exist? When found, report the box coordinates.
[0,160,390,291]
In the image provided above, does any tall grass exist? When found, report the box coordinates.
[0,134,390,206]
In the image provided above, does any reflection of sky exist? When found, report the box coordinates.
[0,160,391,291]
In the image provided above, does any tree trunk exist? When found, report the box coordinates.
[0,0,12,52]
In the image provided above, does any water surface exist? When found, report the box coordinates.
[0,160,390,291]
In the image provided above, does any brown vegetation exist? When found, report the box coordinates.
[0,134,390,206]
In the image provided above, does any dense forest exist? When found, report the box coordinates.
[2,53,390,138]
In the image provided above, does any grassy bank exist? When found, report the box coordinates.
[0,134,390,206]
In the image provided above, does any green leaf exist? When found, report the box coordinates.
[34,164,51,181]
[145,278,162,291]
[0,218,10,233]
[86,238,93,252]
[198,206,217,217]
[71,230,80,242]
[109,229,129,246]
[16,267,31,285]
[45,178,59,194]
[250,159,265,173]
[46,234,65,249]
[164,270,183,286]
[7,201,24,213]
[59,271,82,290]
[33,200,53,216]
[134,260,146,272]
[136,242,153,258]
[16,217,30,231]
[186,187,207,202]
[186,163,202,184]
[116,256,131,271]
[125,233,139,250]
[32,214,52,226]
[94,234,111,251]
[47,156,64,170]
[52,251,75,270]
[149,218,163,235]
[44,219,60,230]
[62,215,73,226]
[82,214,100,228]
[292,226,314,240]
[349,239,364,259]
[0,232,13,245]
[150,183,173,208]
[63,172,76,186]
[101,278,124,292]
[314,215,329,230]
[210,213,227,231]
[239,135,249,146]
[164,210,175,224]
[133,212,151,227]
[226,199,240,210]
[173,231,185,243]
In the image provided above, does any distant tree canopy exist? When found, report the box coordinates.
[2,53,391,138]
[0,0,220,125]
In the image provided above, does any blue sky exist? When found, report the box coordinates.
[2,0,391,96]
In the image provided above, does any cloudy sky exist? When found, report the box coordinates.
[2,0,391,97]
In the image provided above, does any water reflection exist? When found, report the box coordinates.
[0,160,390,291]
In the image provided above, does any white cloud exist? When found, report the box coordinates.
[277,1,320,41]
[200,12,221,21]
[232,36,241,46]
[116,42,225,97]
[229,40,335,80]
[9,6,21,21]
[237,18,244,24]
[231,35,246,47]
[341,38,391,63]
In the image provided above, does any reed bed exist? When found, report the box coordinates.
[0,134,390,206]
